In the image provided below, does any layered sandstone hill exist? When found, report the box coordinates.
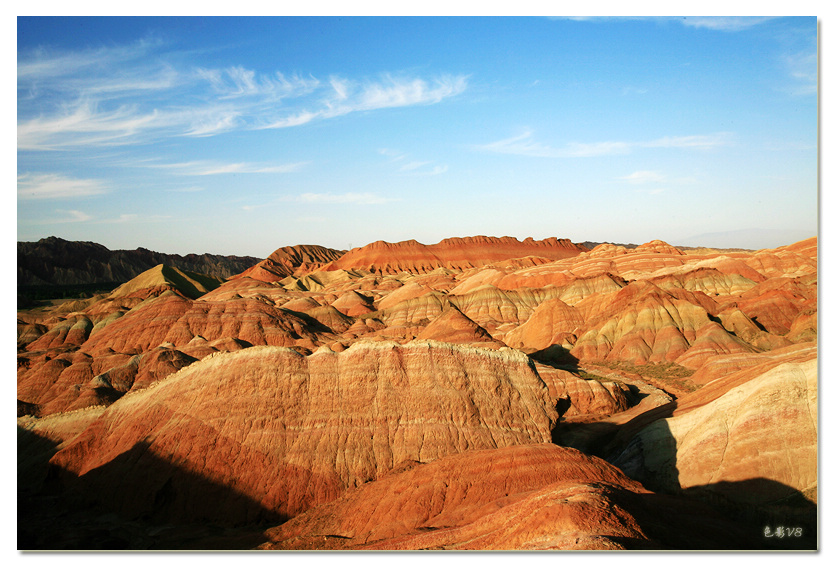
[607,344,817,498]
[321,235,587,274]
[17,236,260,287]
[17,234,818,550]
[107,264,223,300]
[17,236,817,415]
[47,342,558,524]
[232,244,345,283]
[259,444,760,550]
[602,343,817,545]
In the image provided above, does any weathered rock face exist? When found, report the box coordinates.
[107,264,223,300]
[535,365,632,418]
[80,293,322,355]
[16,235,819,550]
[324,236,587,274]
[503,298,583,352]
[416,304,503,347]
[232,244,345,282]
[48,342,558,525]
[259,444,762,551]
[569,281,752,367]
[608,346,817,526]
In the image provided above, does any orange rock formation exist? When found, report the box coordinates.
[17,234,818,550]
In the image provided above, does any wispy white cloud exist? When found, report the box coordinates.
[379,148,449,175]
[19,208,93,224]
[619,171,667,184]
[553,16,776,32]
[478,130,731,158]
[260,74,468,130]
[678,17,776,32]
[476,131,557,157]
[197,67,320,100]
[18,41,469,150]
[642,133,732,149]
[263,111,321,129]
[18,101,163,150]
[422,165,449,176]
[783,47,817,96]
[564,141,632,157]
[98,213,170,224]
[166,186,205,193]
[17,173,109,200]
[148,160,309,176]
[288,192,398,205]
[620,170,697,194]
[622,86,648,96]
[378,148,406,161]
[399,160,432,172]
[478,131,631,158]
[17,38,164,83]
[56,209,93,223]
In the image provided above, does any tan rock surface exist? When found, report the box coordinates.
[324,236,586,274]
[49,342,558,524]
[416,304,502,347]
[609,346,817,510]
[259,443,761,551]
[231,244,344,282]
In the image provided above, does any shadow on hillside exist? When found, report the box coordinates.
[528,344,579,368]
[18,428,284,550]
[554,404,817,550]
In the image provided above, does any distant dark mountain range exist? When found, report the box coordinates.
[18,237,263,294]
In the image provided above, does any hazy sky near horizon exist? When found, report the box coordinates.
[17,16,817,257]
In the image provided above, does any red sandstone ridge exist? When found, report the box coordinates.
[607,344,817,533]
[232,244,345,282]
[259,444,761,550]
[16,235,818,550]
[48,342,558,525]
[320,235,587,274]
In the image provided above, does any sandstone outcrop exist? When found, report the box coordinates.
[416,304,503,347]
[259,444,761,551]
[607,345,817,536]
[48,342,558,525]
[323,236,586,274]
[17,234,818,550]
[231,244,345,282]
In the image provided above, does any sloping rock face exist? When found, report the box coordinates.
[569,281,752,367]
[259,444,761,551]
[323,236,587,274]
[108,264,222,300]
[232,245,345,282]
[416,304,503,347]
[17,236,260,287]
[48,342,558,525]
[16,235,819,550]
[607,346,817,544]
[503,297,584,352]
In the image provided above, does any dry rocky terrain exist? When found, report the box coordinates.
[17,235,818,550]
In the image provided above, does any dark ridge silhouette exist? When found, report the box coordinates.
[17,236,263,292]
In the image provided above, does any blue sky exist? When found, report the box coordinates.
[16,16,818,257]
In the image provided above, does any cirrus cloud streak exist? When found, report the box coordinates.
[18,40,469,151]
[17,173,109,200]
[478,130,732,158]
